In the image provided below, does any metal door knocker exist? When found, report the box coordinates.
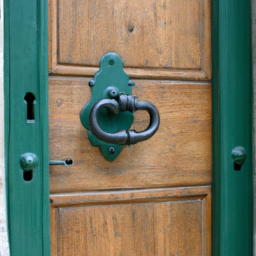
[80,52,160,161]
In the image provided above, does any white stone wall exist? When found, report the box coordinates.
[0,0,9,255]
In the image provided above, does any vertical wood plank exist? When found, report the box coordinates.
[212,0,253,255]
[4,0,50,255]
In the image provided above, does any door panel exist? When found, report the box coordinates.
[49,77,211,192]
[50,187,211,256]
[49,0,212,254]
[49,0,211,80]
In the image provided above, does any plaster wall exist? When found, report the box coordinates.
[0,0,8,255]
[0,0,9,254]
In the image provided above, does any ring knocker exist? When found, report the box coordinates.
[80,52,160,161]
[89,95,159,145]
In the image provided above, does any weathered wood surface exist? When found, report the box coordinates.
[49,0,211,80]
[49,0,212,254]
[50,186,211,256]
[49,77,212,193]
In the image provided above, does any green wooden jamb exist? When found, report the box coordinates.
[212,0,253,255]
[4,0,51,255]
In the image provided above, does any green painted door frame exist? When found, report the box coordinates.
[4,0,50,255]
[4,0,253,255]
[212,0,253,255]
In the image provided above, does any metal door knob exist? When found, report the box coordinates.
[89,95,160,145]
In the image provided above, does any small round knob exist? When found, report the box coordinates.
[20,153,39,171]
[231,146,246,165]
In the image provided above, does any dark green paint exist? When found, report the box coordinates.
[4,0,51,255]
[212,0,252,255]
[20,153,39,171]
[231,146,246,165]
[80,52,134,161]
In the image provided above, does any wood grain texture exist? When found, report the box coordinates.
[49,0,213,252]
[48,0,211,80]
[5,0,51,255]
[49,76,212,193]
[49,65,210,81]
[50,185,211,206]
[50,186,211,256]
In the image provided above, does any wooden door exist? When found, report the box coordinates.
[48,0,212,255]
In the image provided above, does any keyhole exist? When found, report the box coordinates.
[24,93,36,123]
[234,162,242,171]
[65,159,74,166]
[23,170,33,181]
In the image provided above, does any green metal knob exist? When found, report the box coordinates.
[20,153,39,171]
[231,146,246,165]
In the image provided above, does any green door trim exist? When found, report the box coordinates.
[4,0,50,255]
[4,0,252,255]
[212,0,253,255]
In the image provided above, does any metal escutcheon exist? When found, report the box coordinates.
[80,52,160,161]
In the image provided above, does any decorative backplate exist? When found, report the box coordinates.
[80,52,134,161]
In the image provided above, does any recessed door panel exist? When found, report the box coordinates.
[50,187,211,256]
[49,77,212,192]
[49,0,211,80]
